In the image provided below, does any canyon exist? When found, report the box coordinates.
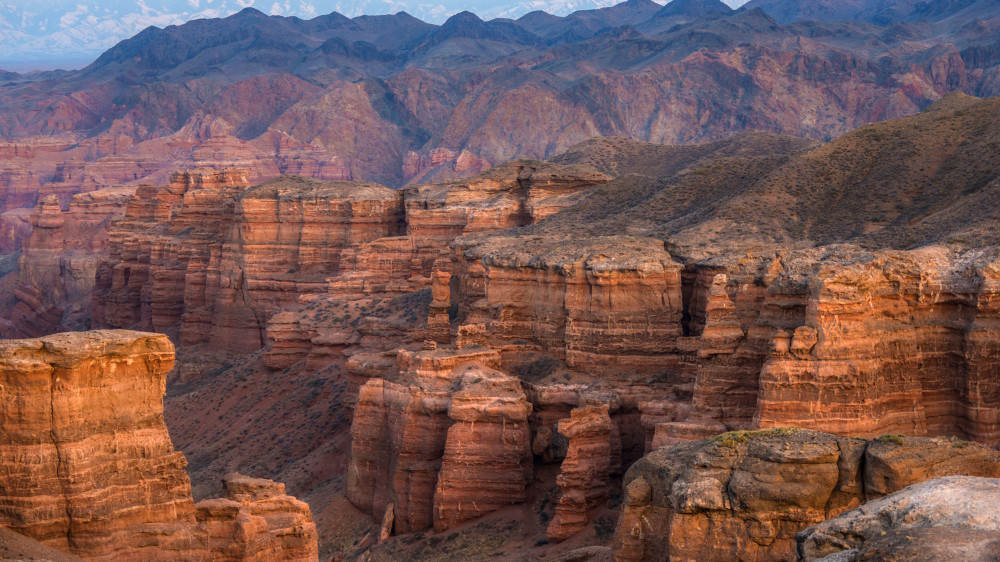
[4,94,990,559]
[1,0,1000,560]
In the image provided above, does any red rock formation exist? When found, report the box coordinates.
[0,330,318,561]
[547,405,614,542]
[612,429,1000,562]
[347,347,539,534]
[92,161,606,361]
[0,330,200,560]
[433,367,533,531]
[195,473,318,561]
[94,170,404,357]
[450,235,685,377]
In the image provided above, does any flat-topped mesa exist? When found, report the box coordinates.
[612,428,1000,562]
[3,187,135,337]
[93,170,405,355]
[0,330,195,560]
[347,347,535,535]
[448,234,685,378]
[0,330,317,561]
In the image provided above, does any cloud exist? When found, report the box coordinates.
[59,4,88,29]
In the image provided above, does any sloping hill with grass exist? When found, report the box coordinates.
[525,93,1000,259]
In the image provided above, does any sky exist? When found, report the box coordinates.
[0,0,750,71]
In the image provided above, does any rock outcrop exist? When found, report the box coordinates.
[0,330,317,561]
[346,348,534,534]
[195,473,319,561]
[547,405,614,542]
[93,170,405,356]
[89,161,607,362]
[451,235,685,377]
[797,476,1000,562]
[612,428,1000,562]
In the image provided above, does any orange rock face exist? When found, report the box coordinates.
[0,330,318,561]
[0,330,198,560]
[93,170,405,356]
[612,429,1000,562]
[346,348,535,534]
[547,405,614,542]
[195,473,318,561]
[451,235,685,377]
[87,161,607,362]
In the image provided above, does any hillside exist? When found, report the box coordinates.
[525,93,1000,259]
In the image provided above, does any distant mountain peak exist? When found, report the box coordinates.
[655,0,734,18]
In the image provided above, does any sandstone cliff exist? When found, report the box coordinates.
[0,330,318,561]
[92,170,405,356]
[612,428,1000,562]
[346,349,534,534]
[89,161,607,362]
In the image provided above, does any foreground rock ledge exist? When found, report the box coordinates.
[797,476,1000,562]
[612,428,1000,562]
[0,330,318,561]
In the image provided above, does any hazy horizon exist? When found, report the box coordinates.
[0,0,751,71]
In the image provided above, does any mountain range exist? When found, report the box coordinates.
[0,0,751,68]
[0,0,998,205]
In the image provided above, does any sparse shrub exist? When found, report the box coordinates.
[877,434,905,446]
[712,427,798,449]
[513,356,561,382]
[594,514,616,540]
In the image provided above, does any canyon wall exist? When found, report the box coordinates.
[0,330,317,561]
[444,239,1000,448]
[92,169,405,356]
[1,187,134,338]
[91,161,608,360]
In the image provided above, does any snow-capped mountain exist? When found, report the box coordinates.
[0,0,749,70]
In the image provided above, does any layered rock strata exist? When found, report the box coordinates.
[451,235,685,378]
[0,330,199,560]
[444,241,1000,448]
[195,473,319,561]
[346,348,534,534]
[92,161,608,359]
[93,170,404,355]
[328,160,609,299]
[611,429,1000,562]
[796,476,1000,562]
[547,405,614,542]
[0,330,317,561]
